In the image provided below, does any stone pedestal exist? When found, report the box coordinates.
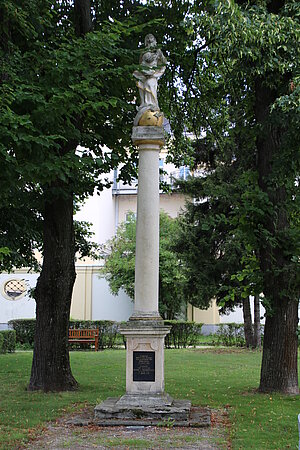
[117,321,171,407]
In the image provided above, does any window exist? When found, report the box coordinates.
[2,279,27,301]
[179,166,190,180]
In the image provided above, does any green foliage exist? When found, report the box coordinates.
[213,323,246,348]
[0,248,10,261]
[166,0,299,316]
[8,319,36,347]
[164,321,203,349]
[0,330,16,353]
[100,211,187,319]
[100,212,136,299]
[0,333,3,353]
[0,0,147,273]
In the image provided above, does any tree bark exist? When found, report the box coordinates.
[243,296,254,348]
[259,298,298,394]
[255,76,299,394]
[28,189,77,391]
[253,294,261,349]
[74,0,92,36]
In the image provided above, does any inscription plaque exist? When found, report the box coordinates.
[133,351,155,382]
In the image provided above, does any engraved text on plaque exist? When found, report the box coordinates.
[133,351,155,382]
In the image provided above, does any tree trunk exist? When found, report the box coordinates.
[253,294,261,349]
[256,75,299,394]
[259,299,298,394]
[28,190,77,391]
[242,296,254,348]
[74,0,92,36]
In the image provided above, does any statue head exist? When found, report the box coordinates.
[145,34,157,49]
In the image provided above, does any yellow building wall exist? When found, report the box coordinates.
[187,300,220,324]
[117,192,187,224]
[70,266,100,320]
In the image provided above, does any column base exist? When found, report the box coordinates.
[94,396,192,423]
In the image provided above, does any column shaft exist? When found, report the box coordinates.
[133,144,160,318]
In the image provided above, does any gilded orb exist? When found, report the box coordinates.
[138,110,164,127]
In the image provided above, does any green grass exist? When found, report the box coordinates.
[0,349,299,449]
[196,334,217,345]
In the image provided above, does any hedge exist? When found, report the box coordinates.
[213,323,245,347]
[8,319,36,347]
[164,321,203,349]
[69,320,120,350]
[0,330,16,353]
[8,318,205,350]
[9,319,121,350]
[0,333,3,353]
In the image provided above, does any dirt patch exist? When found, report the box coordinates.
[21,407,230,450]
[194,348,248,354]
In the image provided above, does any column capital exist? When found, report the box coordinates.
[132,126,165,148]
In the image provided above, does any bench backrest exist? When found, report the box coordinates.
[69,329,99,338]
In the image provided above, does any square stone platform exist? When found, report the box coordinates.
[94,397,210,427]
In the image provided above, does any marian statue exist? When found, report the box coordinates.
[133,34,166,126]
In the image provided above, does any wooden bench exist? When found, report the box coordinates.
[68,329,99,352]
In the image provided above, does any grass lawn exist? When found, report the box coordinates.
[0,349,299,449]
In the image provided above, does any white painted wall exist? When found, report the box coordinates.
[75,173,116,245]
[0,273,38,324]
[92,275,134,321]
[220,297,266,324]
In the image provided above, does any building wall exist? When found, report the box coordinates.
[0,264,134,326]
[0,271,38,326]
[116,192,187,225]
[75,173,116,245]
[187,300,220,325]
[70,265,134,322]
[187,297,266,332]
[92,276,133,321]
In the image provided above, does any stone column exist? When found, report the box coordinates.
[116,125,171,407]
[130,126,164,320]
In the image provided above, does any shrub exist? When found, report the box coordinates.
[69,320,120,350]
[213,323,245,347]
[9,319,122,350]
[0,333,4,353]
[8,319,35,347]
[0,330,16,353]
[164,321,203,349]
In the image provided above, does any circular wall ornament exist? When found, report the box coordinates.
[1,279,27,301]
